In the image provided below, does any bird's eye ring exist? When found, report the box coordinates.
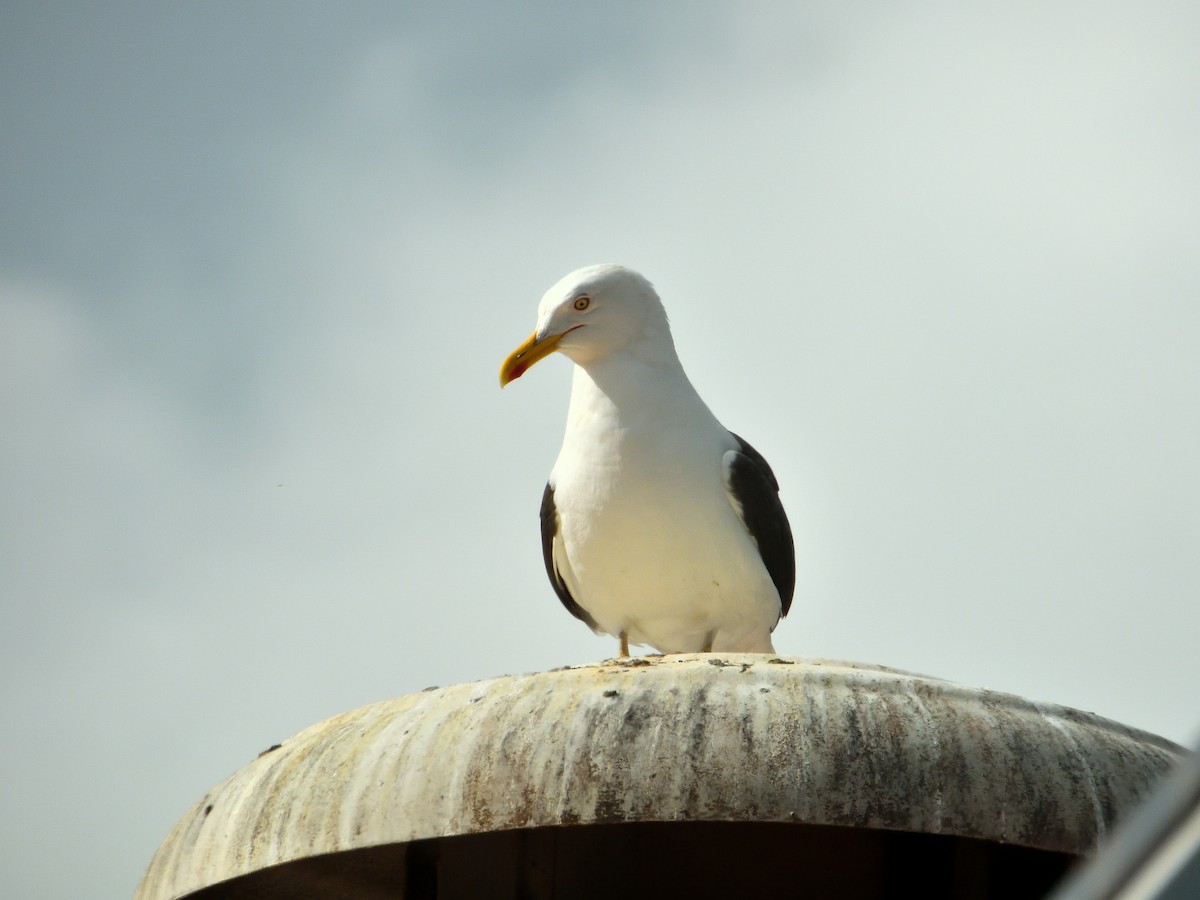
[574,296,590,311]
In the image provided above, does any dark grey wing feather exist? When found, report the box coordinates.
[726,433,795,617]
[540,482,599,628]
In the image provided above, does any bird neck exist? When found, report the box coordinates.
[567,341,706,425]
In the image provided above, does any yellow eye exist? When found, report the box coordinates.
[574,296,590,311]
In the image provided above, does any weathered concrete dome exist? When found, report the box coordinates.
[136,656,1181,899]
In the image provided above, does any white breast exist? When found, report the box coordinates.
[549,362,781,653]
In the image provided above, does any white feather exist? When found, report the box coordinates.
[536,265,782,654]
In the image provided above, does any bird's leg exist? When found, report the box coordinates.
[701,630,715,653]
[619,631,630,659]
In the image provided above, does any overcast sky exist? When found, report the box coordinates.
[2,3,1198,897]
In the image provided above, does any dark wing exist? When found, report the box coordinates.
[540,482,599,628]
[724,433,795,617]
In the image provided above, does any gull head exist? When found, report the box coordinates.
[500,264,671,386]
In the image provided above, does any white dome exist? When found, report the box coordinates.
[136,656,1182,899]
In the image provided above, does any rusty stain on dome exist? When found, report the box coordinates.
[135,656,1182,900]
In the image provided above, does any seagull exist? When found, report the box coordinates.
[500,265,794,657]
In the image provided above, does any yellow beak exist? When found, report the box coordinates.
[499,330,567,387]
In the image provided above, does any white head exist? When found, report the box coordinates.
[500,264,675,385]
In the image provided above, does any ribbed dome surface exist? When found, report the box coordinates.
[136,655,1182,900]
